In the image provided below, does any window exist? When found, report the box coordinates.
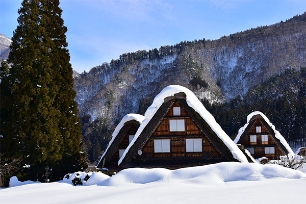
[246,147,254,154]
[173,107,181,116]
[119,149,125,159]
[265,147,275,154]
[256,126,261,133]
[250,135,257,144]
[154,139,170,153]
[129,135,134,143]
[262,135,268,144]
[186,138,202,152]
[169,119,185,131]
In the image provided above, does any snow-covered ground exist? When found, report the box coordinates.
[1,162,306,203]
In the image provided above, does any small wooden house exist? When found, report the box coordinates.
[118,85,248,169]
[296,147,306,157]
[97,114,145,171]
[234,111,294,160]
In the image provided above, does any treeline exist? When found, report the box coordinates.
[205,67,306,146]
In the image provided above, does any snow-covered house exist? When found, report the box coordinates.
[234,111,294,160]
[118,85,248,169]
[97,114,145,171]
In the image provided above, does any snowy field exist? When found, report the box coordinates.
[1,162,306,204]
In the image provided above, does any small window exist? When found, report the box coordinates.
[173,107,181,116]
[246,147,254,154]
[262,135,268,144]
[154,139,170,153]
[256,126,261,133]
[265,147,275,154]
[119,149,125,159]
[129,135,134,143]
[186,138,202,152]
[250,135,257,144]
[169,119,185,131]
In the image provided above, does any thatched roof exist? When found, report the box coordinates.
[234,111,294,156]
[119,85,248,166]
[96,114,145,168]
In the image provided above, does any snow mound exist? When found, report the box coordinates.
[61,171,110,186]
[97,162,306,186]
[9,176,39,187]
[9,163,306,188]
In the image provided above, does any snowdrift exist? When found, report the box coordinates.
[10,162,305,187]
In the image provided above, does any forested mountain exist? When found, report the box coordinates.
[0,34,11,61]
[2,13,306,163]
[73,12,306,162]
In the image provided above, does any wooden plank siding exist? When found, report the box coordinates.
[237,116,287,160]
[137,102,222,163]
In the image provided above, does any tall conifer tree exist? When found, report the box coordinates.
[0,0,86,181]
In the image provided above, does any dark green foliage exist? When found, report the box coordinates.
[190,76,208,89]
[80,115,112,163]
[0,0,86,182]
[206,67,306,148]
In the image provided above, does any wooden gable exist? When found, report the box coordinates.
[236,114,289,159]
[97,120,140,171]
[120,93,240,169]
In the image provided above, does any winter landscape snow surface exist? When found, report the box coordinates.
[1,162,306,204]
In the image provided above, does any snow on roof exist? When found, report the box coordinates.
[234,111,294,156]
[119,85,248,165]
[97,113,145,165]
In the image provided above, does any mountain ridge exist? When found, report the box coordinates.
[74,12,306,123]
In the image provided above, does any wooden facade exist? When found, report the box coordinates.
[235,114,290,160]
[119,92,242,169]
[97,120,141,171]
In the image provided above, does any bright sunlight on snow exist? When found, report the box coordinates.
[1,162,306,204]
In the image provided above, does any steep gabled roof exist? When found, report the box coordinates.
[97,114,145,168]
[119,85,248,165]
[234,111,294,156]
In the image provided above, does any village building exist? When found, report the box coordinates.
[234,111,294,160]
[117,85,248,169]
[295,147,306,157]
[97,114,145,171]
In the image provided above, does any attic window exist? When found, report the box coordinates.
[119,149,125,159]
[250,135,257,144]
[129,135,135,143]
[169,119,185,131]
[154,139,170,153]
[186,138,202,152]
[256,126,261,133]
[265,147,275,154]
[261,135,268,144]
[173,107,181,116]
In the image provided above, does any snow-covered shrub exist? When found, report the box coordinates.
[269,154,306,171]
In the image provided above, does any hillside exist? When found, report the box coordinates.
[0,34,11,61]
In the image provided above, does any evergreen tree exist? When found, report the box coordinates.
[0,0,86,182]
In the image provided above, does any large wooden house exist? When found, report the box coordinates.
[97,114,145,171]
[118,85,248,169]
[234,111,294,160]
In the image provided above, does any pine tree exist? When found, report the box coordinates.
[0,0,86,181]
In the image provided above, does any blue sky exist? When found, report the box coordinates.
[0,0,305,73]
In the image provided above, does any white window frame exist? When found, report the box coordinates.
[256,126,261,133]
[265,147,275,154]
[169,119,185,131]
[129,135,135,143]
[186,138,202,152]
[262,135,268,144]
[154,139,170,153]
[246,147,254,154]
[173,107,181,116]
[250,135,257,143]
[119,149,125,159]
